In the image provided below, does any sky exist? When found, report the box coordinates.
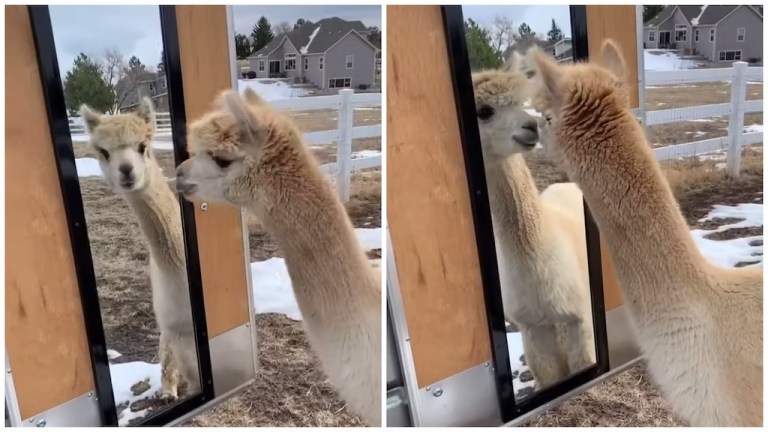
[462,5,572,39]
[48,5,381,75]
[232,5,381,35]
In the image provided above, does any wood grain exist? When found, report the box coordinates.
[176,5,250,337]
[586,5,640,310]
[387,5,491,387]
[5,5,95,418]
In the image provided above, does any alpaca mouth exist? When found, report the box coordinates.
[175,182,197,197]
[120,180,136,190]
[513,137,537,148]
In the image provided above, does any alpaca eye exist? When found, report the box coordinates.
[477,105,495,120]
[207,152,232,169]
[97,147,110,161]
[138,142,147,155]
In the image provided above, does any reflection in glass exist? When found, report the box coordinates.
[50,5,199,424]
[461,4,596,401]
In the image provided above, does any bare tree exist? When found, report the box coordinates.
[491,16,515,57]
[103,49,125,87]
[272,21,292,35]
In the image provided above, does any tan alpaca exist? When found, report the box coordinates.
[472,68,595,389]
[80,98,200,401]
[174,88,381,425]
[525,41,762,426]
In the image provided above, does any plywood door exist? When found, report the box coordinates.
[387,5,491,388]
[175,5,250,337]
[586,5,640,310]
[5,5,94,419]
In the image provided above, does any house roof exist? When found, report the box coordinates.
[645,5,762,27]
[249,17,368,57]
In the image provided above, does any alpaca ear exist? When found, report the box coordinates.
[79,104,101,133]
[221,90,262,152]
[242,87,267,107]
[599,39,627,80]
[136,97,155,125]
[527,45,562,108]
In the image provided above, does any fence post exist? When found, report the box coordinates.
[336,89,354,202]
[725,61,747,177]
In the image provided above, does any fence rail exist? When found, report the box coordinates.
[639,62,764,176]
[68,90,381,201]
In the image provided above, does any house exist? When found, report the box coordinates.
[117,71,169,113]
[643,5,763,63]
[247,17,379,90]
[550,37,572,60]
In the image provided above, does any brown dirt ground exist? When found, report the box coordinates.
[73,106,380,426]
[518,144,762,426]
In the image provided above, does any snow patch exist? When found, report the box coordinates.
[644,50,701,71]
[507,332,535,394]
[110,361,162,426]
[691,203,763,268]
[108,349,123,360]
[352,150,381,159]
[238,79,309,101]
[300,25,321,54]
[691,5,708,26]
[76,158,102,177]
[744,124,764,134]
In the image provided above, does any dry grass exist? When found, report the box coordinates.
[75,104,380,426]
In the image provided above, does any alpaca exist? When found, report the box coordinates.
[472,67,595,389]
[174,88,381,425]
[524,41,762,426]
[81,98,200,401]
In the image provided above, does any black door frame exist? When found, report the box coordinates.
[440,5,610,424]
[28,5,214,426]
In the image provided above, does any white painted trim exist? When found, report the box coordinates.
[346,54,354,69]
[736,27,745,42]
[328,76,352,89]
[694,28,700,42]
[258,60,265,72]
[323,29,378,54]
[718,50,743,62]
[653,5,679,28]
[250,34,287,58]
[648,29,655,42]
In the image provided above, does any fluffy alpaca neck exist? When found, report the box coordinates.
[253,151,374,311]
[485,154,543,260]
[558,106,706,302]
[124,160,185,271]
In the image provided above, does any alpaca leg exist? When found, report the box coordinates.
[521,325,569,390]
[159,334,180,400]
[177,335,201,396]
[561,319,596,374]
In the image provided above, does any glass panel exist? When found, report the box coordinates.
[49,5,201,425]
[460,4,597,402]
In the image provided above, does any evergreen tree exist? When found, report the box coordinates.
[64,53,113,115]
[157,50,165,73]
[546,19,564,43]
[366,26,381,49]
[643,5,665,22]
[235,33,252,59]
[464,19,502,70]
[127,55,145,72]
[251,16,274,52]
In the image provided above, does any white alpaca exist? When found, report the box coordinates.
[174,89,380,425]
[81,99,200,400]
[472,68,595,389]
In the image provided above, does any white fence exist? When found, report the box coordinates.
[67,89,382,201]
[637,61,763,176]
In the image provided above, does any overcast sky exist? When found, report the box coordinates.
[49,5,381,75]
[232,5,381,35]
[462,5,572,38]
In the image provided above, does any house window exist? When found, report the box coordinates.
[649,30,655,42]
[718,50,742,61]
[674,24,687,42]
[319,57,324,70]
[694,29,699,42]
[285,53,297,71]
[737,28,745,42]
[304,57,309,70]
[346,55,354,69]
[149,83,155,93]
[710,28,715,42]
[160,78,166,89]
[328,77,351,89]
[258,60,265,72]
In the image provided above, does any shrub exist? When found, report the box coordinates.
[246,71,257,79]
[357,84,369,90]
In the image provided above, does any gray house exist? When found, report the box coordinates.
[643,5,763,63]
[248,17,379,90]
[117,71,168,113]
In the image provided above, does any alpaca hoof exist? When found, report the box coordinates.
[160,390,178,402]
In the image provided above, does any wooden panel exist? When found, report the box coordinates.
[176,5,249,337]
[586,5,640,310]
[387,5,491,387]
[5,5,94,418]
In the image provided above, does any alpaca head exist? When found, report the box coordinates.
[524,39,629,130]
[176,88,296,209]
[80,98,156,193]
[472,60,539,165]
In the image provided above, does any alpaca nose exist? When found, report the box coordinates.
[119,163,133,177]
[514,120,539,146]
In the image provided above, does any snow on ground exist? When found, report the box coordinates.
[76,157,102,177]
[108,349,123,360]
[507,332,535,397]
[691,203,763,268]
[644,50,702,71]
[110,361,162,426]
[744,124,764,134]
[352,150,381,160]
[250,227,382,321]
[238,79,309,101]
